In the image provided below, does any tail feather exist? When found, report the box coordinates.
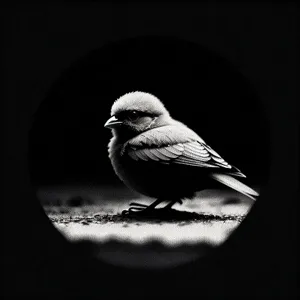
[210,173,259,201]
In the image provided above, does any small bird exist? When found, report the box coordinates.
[104,91,259,216]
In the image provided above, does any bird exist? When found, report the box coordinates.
[104,91,259,216]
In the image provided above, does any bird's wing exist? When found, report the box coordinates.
[124,125,245,177]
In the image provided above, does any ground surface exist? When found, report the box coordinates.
[39,186,255,269]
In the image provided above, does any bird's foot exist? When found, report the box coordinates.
[121,202,152,217]
[121,200,183,218]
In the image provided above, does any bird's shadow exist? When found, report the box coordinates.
[120,207,242,223]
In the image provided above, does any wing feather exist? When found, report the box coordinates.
[175,158,219,168]
[134,150,149,161]
[149,148,172,160]
[157,147,179,159]
[172,144,185,151]
[164,145,183,155]
[124,125,245,177]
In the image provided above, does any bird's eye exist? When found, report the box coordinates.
[127,110,139,121]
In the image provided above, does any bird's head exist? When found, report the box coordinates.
[104,91,171,138]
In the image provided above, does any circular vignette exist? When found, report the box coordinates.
[27,35,271,269]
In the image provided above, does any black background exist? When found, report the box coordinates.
[2,3,297,298]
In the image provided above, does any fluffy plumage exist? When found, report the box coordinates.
[105,91,259,211]
[111,91,169,117]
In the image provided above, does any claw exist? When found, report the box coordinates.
[122,209,132,216]
[129,207,144,212]
[122,203,148,216]
[129,202,148,208]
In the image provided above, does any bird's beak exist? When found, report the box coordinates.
[104,115,123,129]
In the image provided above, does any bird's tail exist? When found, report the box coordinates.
[210,173,259,201]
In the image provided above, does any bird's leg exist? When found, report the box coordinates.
[146,198,164,210]
[122,198,163,216]
[163,199,183,210]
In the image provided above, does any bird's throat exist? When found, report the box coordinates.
[112,128,139,142]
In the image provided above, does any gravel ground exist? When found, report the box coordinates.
[40,187,255,269]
